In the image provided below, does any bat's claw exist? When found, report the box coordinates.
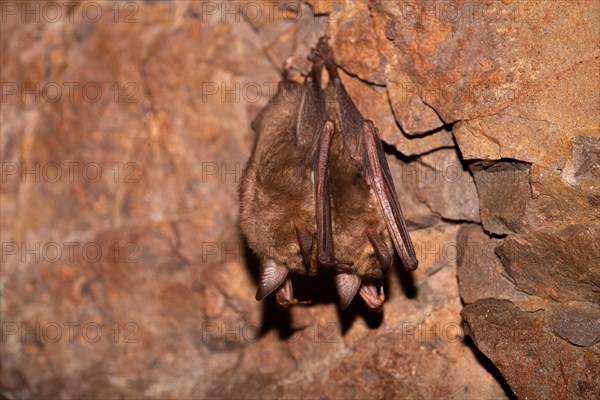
[309,35,330,61]
[314,36,334,62]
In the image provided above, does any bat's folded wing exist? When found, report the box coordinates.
[361,121,418,271]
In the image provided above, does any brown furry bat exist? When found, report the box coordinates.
[240,38,417,311]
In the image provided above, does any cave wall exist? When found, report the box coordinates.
[1,1,598,398]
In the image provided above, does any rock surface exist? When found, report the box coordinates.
[1,1,598,399]
[462,299,600,400]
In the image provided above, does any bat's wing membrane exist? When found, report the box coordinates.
[361,121,418,271]
[314,120,336,270]
[328,70,418,272]
[296,57,340,273]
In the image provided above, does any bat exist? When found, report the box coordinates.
[239,52,349,308]
[240,37,418,311]
[318,37,418,311]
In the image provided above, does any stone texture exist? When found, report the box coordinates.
[470,161,531,235]
[367,1,600,396]
[456,224,534,306]
[548,302,600,348]
[371,0,600,171]
[388,157,440,230]
[452,55,600,171]
[472,161,599,235]
[2,0,599,399]
[332,0,385,85]
[1,1,507,399]
[329,0,452,150]
[416,149,480,222]
[496,224,600,303]
[370,2,445,135]
[458,161,600,398]
[462,299,600,400]
[338,68,455,156]
[564,136,600,192]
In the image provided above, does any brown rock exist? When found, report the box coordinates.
[416,149,480,222]
[470,161,531,235]
[370,3,445,135]
[462,299,600,400]
[371,0,599,119]
[388,157,440,229]
[496,224,600,303]
[384,68,446,135]
[4,0,598,399]
[332,0,385,85]
[472,161,599,235]
[526,165,600,231]
[563,136,600,192]
[340,70,455,156]
[452,56,600,170]
[548,302,600,348]
[456,224,533,305]
[370,0,599,171]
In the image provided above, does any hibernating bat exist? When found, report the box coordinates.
[318,38,418,310]
[239,52,346,307]
[240,37,418,311]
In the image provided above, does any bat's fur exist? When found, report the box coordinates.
[326,86,393,279]
[240,37,417,311]
[240,81,314,274]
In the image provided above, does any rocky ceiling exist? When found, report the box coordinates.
[1,1,598,399]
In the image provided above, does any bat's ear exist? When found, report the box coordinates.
[358,280,385,311]
[334,273,361,310]
[256,258,288,301]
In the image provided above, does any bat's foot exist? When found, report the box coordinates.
[312,36,338,80]
[309,35,330,62]
[313,36,334,62]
